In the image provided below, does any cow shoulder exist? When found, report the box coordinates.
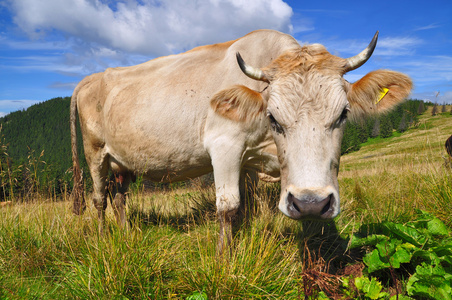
[347,70,412,120]
[210,85,265,123]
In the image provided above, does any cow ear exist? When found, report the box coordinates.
[211,85,266,122]
[347,70,412,120]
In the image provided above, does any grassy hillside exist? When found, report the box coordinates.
[338,106,452,226]
[0,107,451,299]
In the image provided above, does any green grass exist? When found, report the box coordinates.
[1,109,451,299]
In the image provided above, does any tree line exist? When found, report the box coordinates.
[0,97,435,201]
[340,99,429,154]
[0,97,88,200]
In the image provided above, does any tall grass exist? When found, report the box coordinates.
[0,183,305,299]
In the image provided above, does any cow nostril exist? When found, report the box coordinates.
[292,201,301,213]
[320,194,333,215]
[288,193,301,213]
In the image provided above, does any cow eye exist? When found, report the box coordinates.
[339,107,350,124]
[268,113,284,134]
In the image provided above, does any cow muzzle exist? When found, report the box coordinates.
[279,186,339,220]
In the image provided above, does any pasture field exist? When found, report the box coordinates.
[0,108,451,299]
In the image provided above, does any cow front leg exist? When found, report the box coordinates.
[211,153,242,255]
[215,186,240,256]
[218,209,234,255]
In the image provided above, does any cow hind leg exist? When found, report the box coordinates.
[109,173,131,228]
[87,152,109,233]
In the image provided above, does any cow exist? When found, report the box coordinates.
[446,135,452,158]
[71,30,412,253]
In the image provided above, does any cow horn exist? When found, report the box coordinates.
[236,52,269,83]
[344,31,379,72]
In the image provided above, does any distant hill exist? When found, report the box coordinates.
[0,97,87,198]
[0,96,426,199]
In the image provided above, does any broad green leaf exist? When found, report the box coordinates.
[364,239,413,272]
[365,277,388,299]
[349,234,389,248]
[431,245,452,258]
[407,263,452,300]
[412,209,436,224]
[186,290,208,300]
[426,218,450,236]
[354,276,367,290]
[409,210,451,236]
[364,249,391,273]
[380,222,426,246]
[415,263,445,276]
[412,249,440,265]
[354,277,388,299]
[389,244,412,267]
[375,238,400,257]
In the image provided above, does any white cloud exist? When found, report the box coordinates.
[441,91,452,104]
[376,36,422,56]
[48,82,78,90]
[2,53,86,75]
[414,23,441,31]
[324,35,422,58]
[5,0,293,78]
[8,0,293,56]
[411,91,452,104]
[2,37,69,51]
[396,55,452,86]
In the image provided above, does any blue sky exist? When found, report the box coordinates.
[1,0,451,116]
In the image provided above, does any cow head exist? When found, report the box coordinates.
[211,32,412,220]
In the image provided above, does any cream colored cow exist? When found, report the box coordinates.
[71,30,411,252]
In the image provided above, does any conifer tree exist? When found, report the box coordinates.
[431,104,438,116]
[397,113,407,133]
[371,118,380,137]
[380,115,393,138]
[417,101,425,115]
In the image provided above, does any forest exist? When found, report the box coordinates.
[0,97,438,200]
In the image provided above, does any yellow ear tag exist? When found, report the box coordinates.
[376,88,389,104]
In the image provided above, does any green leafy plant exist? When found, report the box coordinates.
[349,210,452,299]
[407,263,452,300]
[354,276,389,299]
[186,289,208,300]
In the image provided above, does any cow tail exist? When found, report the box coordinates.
[70,87,86,215]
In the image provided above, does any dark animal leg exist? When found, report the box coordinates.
[110,173,131,228]
[217,210,235,256]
